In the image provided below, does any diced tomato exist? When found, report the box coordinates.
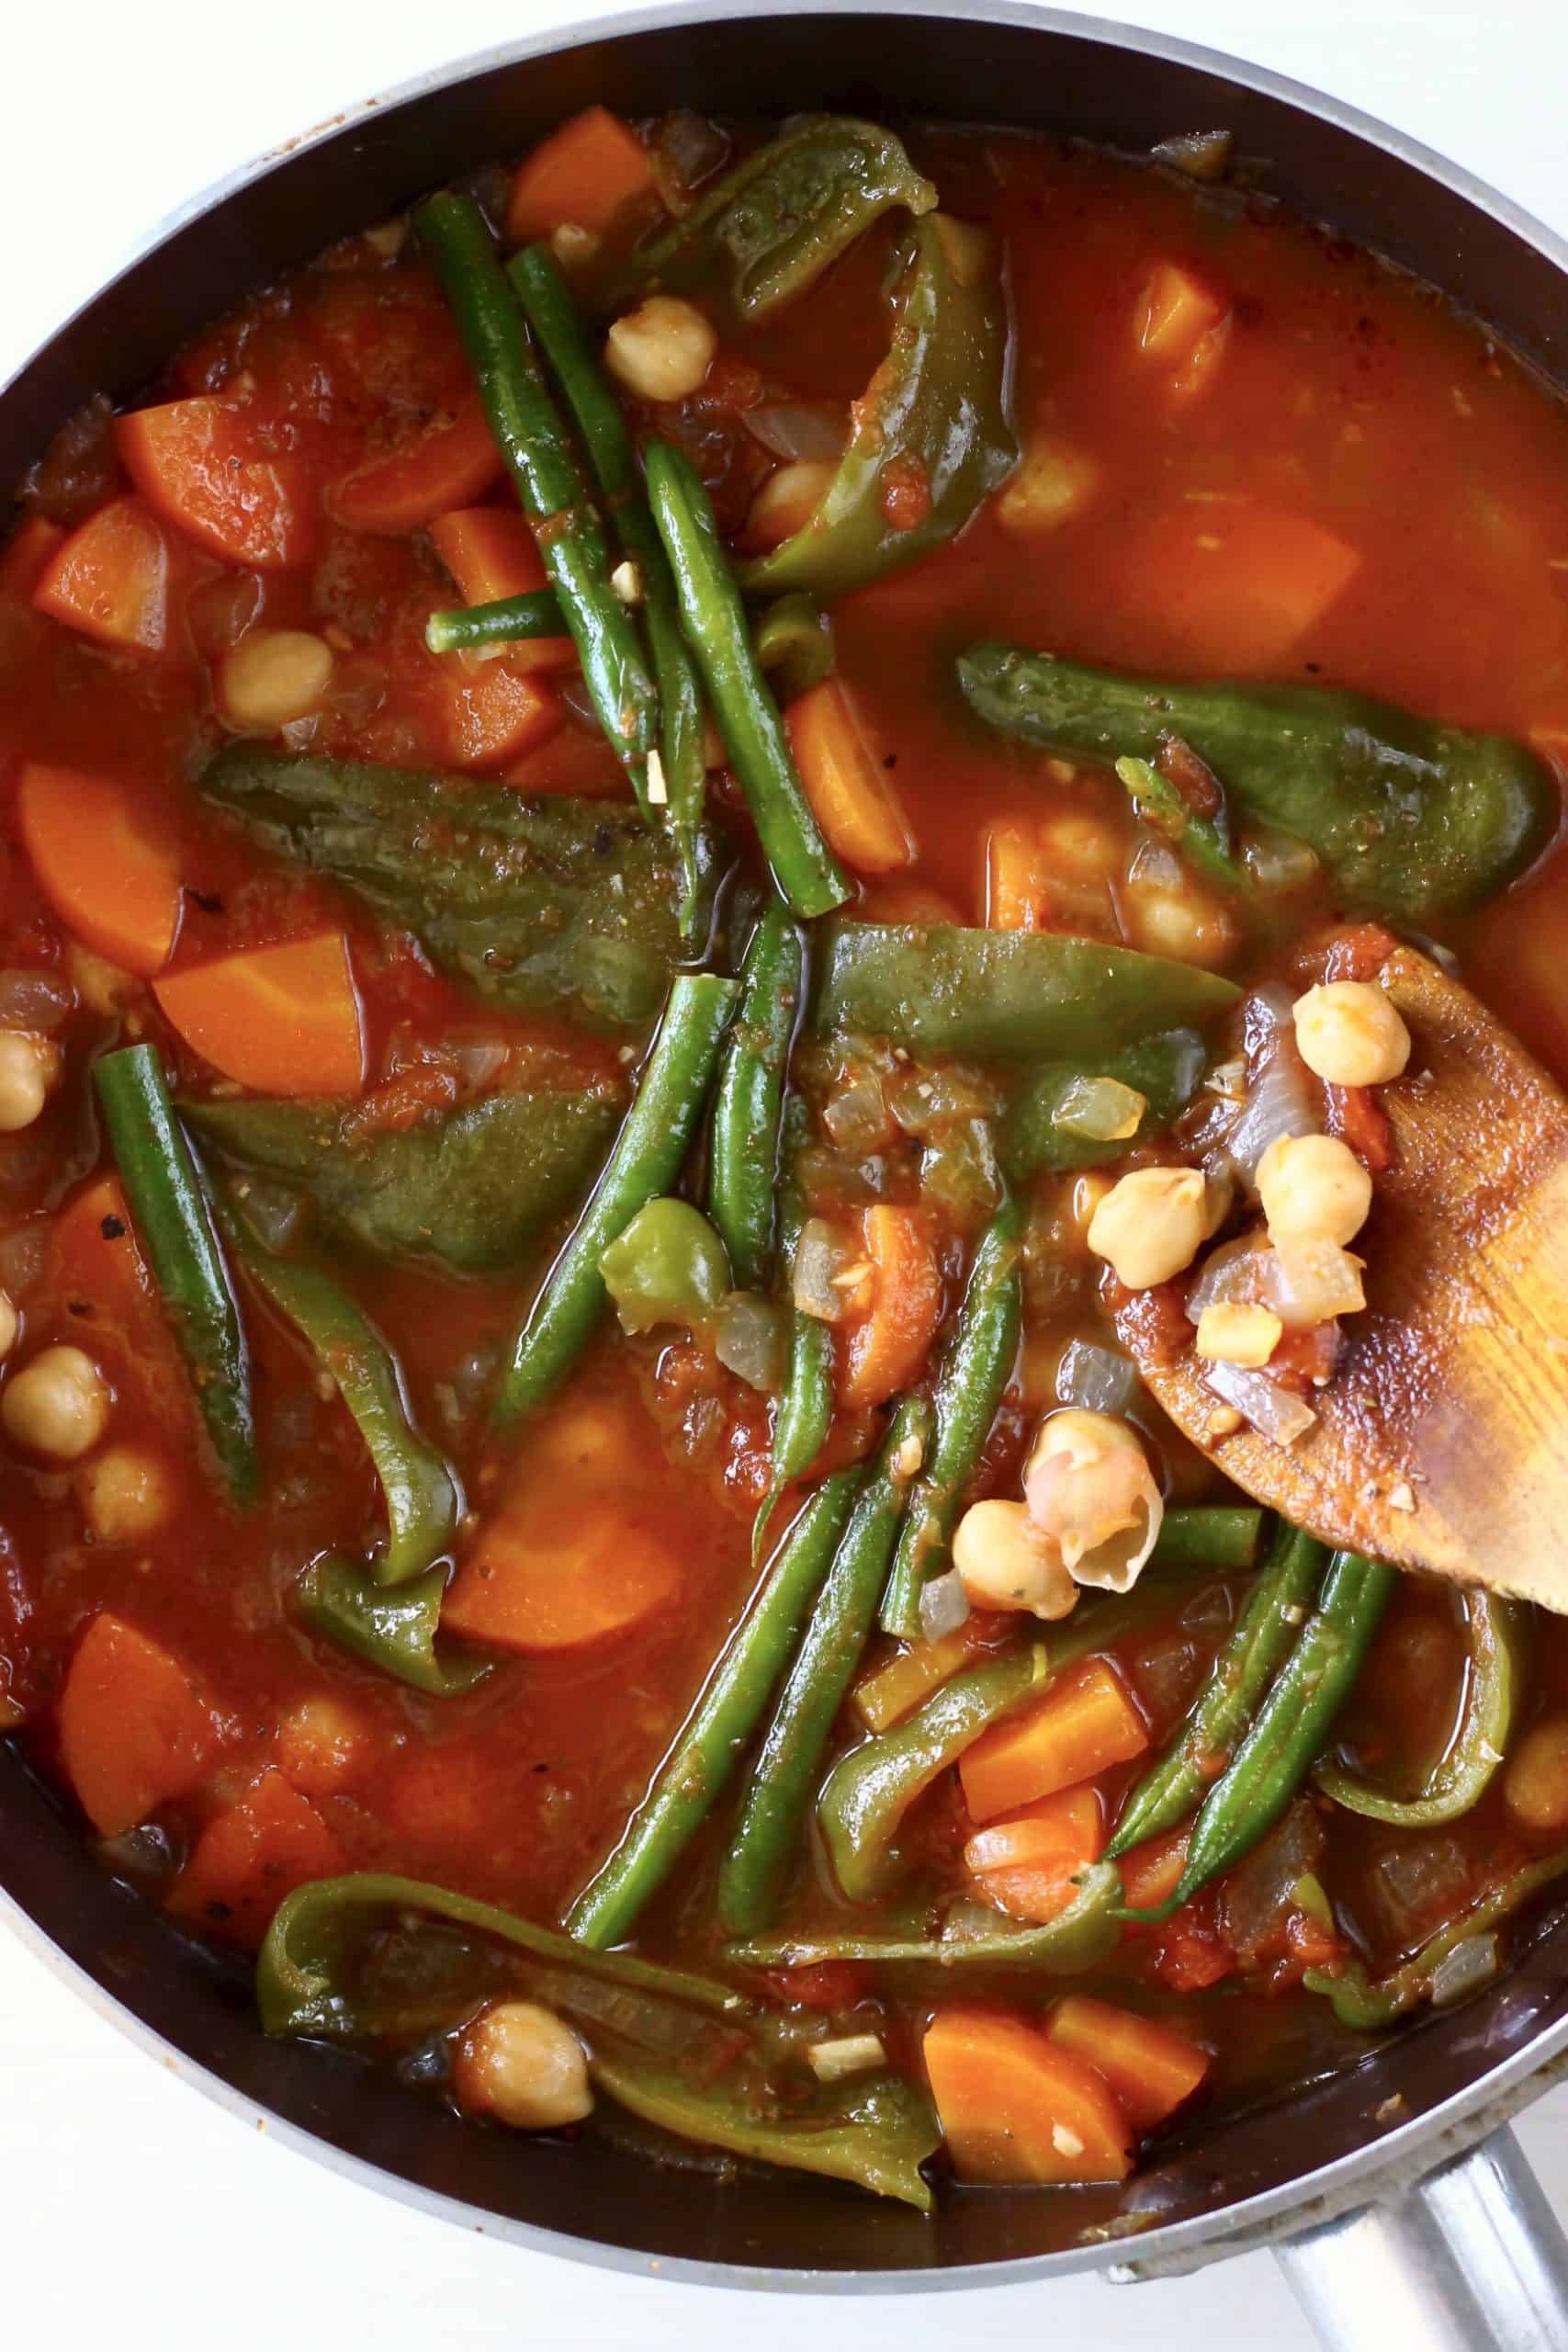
[115,397,318,569]
[754,1962,871,2012]
[170,1769,343,1942]
[505,107,660,245]
[330,396,503,535]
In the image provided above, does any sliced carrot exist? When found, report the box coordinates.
[0,515,65,599]
[960,1659,1149,1824]
[786,680,913,875]
[170,1768,343,1942]
[16,762,181,977]
[444,1494,681,1654]
[31,495,170,653]
[964,1784,1106,1924]
[1116,1826,1190,1914]
[429,507,578,673]
[331,395,503,536]
[924,2008,1134,2184]
[1046,1995,1212,2132]
[1127,500,1361,671]
[154,933,366,1097]
[839,1203,943,1410]
[984,820,1050,931]
[505,106,659,245]
[115,397,317,570]
[56,1614,219,1836]
[853,1621,993,1732]
[433,654,566,771]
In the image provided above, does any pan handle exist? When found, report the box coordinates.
[1273,2124,1568,2351]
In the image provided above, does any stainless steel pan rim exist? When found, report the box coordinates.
[4,0,1568,2304]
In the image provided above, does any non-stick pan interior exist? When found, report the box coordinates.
[3,4,1567,2282]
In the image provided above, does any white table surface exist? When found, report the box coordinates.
[4,3,1567,2343]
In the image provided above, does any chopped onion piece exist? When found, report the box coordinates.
[1185,1229,1269,1323]
[451,1037,509,1090]
[1254,1236,1366,1328]
[0,972,73,1034]
[1051,1074,1147,1142]
[1203,1359,1317,1446]
[822,1067,893,1157]
[1225,985,1322,1181]
[714,1291,785,1392]
[807,2033,888,2082]
[1128,838,1183,890]
[919,1566,972,1640]
[793,1219,852,1322]
[744,402,850,464]
[1150,128,1235,182]
[1242,828,1321,896]
[0,1216,50,1300]
[1429,1931,1500,2008]
[1054,1339,1138,1417]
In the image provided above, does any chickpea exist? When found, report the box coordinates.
[997,438,1100,536]
[276,1694,368,1795]
[0,1033,60,1134]
[954,1498,1078,1620]
[1292,980,1411,1087]
[1087,1165,1206,1289]
[220,629,335,731]
[1122,873,1239,968]
[77,1443,174,1543]
[454,2000,592,2131]
[3,1344,109,1462]
[1195,1301,1282,1369]
[1022,1408,1165,1590]
[0,1292,17,1364]
[1504,1716,1568,1832]
[604,296,716,403]
[1257,1132,1373,1248]
[744,460,837,553]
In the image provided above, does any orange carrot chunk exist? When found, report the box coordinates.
[786,680,913,875]
[154,933,366,1097]
[959,1658,1149,1824]
[115,397,317,570]
[16,763,181,977]
[331,395,504,535]
[444,1498,682,1655]
[429,507,579,673]
[964,1783,1106,1924]
[57,1614,220,1836]
[924,2008,1134,2184]
[1116,1826,1190,1914]
[170,1769,343,1941]
[1127,500,1361,671]
[839,1204,943,1410]
[433,655,566,771]
[505,107,659,245]
[1046,1995,1212,2131]
[32,496,170,653]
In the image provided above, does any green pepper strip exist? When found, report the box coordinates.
[880,1197,1024,1639]
[719,1398,932,1935]
[708,900,802,1291]
[727,1860,1122,1973]
[1315,1590,1524,1827]
[753,594,835,701]
[1146,1507,1265,1575]
[496,972,739,1427]
[751,1094,835,1563]
[1107,1522,1327,1860]
[414,192,658,797]
[1304,1852,1568,2030]
[1000,1027,1209,1186]
[93,1045,257,1506]
[423,589,563,654]
[569,1471,863,1949]
[508,243,708,933]
[1114,755,1251,900]
[218,1197,457,1585]
[646,438,850,921]
[1132,1550,1399,1920]
[294,1555,490,1697]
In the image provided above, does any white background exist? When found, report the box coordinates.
[4,3,1568,2345]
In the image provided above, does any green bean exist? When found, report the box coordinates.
[93,1045,256,1505]
[294,1555,490,1696]
[879,1196,1023,1638]
[217,1196,457,1582]
[1315,1589,1523,1827]
[644,438,850,920]
[496,973,739,1427]
[708,900,801,1290]
[1145,1506,1266,1576]
[1134,1550,1398,1918]
[1113,754,1250,899]
[423,589,563,654]
[1305,1850,1568,2029]
[719,1398,931,1934]
[569,1471,863,1948]
[413,192,658,794]
[751,1094,835,1562]
[507,243,708,932]
[1107,1522,1327,1860]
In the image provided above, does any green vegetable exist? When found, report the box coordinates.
[728,1860,1122,1973]
[201,747,722,1035]
[752,1095,836,1562]
[813,920,1240,1060]
[1305,1852,1568,2030]
[1000,1028,1209,1185]
[753,594,835,701]
[414,192,659,796]
[820,1647,1047,1901]
[880,1197,1024,1639]
[93,1044,256,1506]
[708,901,802,1289]
[739,215,1017,603]
[1146,1507,1266,1575]
[496,973,739,1425]
[609,117,936,324]
[1315,1590,1523,1826]
[647,438,850,921]
[186,1088,621,1275]
[599,1197,731,1334]
[1107,1522,1328,1860]
[1135,1550,1399,1919]
[424,589,562,654]
[569,1471,863,1948]
[509,242,707,933]
[1113,755,1250,899]
[294,1556,491,1696]
[217,1198,457,1583]
[957,644,1556,922]
[719,1397,932,1934]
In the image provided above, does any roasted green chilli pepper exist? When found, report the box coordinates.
[1000,1027,1209,1185]
[739,215,1017,604]
[294,1556,490,1697]
[957,644,1556,921]
[1315,1589,1523,1827]
[1305,1852,1568,2030]
[728,1861,1122,1973]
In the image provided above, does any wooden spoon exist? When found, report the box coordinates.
[1114,944,1568,1609]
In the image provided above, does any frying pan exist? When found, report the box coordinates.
[2,7,1567,2344]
